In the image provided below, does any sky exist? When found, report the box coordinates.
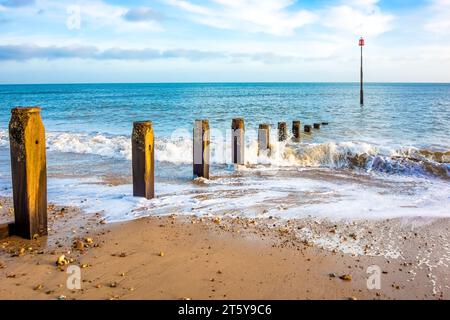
[0,0,449,84]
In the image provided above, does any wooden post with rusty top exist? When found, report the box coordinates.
[132,121,154,199]
[292,121,301,140]
[231,118,245,165]
[304,125,312,133]
[258,124,270,155]
[8,107,47,240]
[193,120,210,179]
[278,122,287,142]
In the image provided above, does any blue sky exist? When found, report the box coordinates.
[0,0,449,83]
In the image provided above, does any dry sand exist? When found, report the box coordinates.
[0,196,449,300]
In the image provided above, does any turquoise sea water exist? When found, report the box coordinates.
[0,83,449,221]
[0,83,449,148]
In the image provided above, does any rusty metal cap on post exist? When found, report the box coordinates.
[133,121,152,127]
[232,118,245,130]
[259,124,270,130]
[11,107,41,114]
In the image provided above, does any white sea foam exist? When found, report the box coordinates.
[0,129,7,148]
[1,170,448,223]
[0,129,448,179]
[47,132,131,159]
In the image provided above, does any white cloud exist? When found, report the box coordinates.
[165,0,317,36]
[28,0,164,33]
[322,0,394,36]
[165,0,394,37]
[73,1,164,32]
[425,0,450,35]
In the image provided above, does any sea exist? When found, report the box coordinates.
[0,83,449,222]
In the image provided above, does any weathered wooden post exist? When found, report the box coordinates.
[9,107,47,239]
[292,121,301,140]
[314,123,321,129]
[258,124,270,155]
[0,223,13,239]
[132,121,154,199]
[278,122,287,142]
[193,120,210,179]
[304,125,312,133]
[231,118,245,165]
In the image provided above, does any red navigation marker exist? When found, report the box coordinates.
[359,37,365,47]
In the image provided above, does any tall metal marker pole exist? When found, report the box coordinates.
[359,37,365,105]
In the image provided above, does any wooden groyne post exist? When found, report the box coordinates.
[304,125,312,133]
[231,118,245,165]
[278,122,287,142]
[314,123,321,129]
[292,121,301,140]
[8,107,47,239]
[0,223,13,239]
[258,124,270,155]
[132,121,154,199]
[193,120,210,179]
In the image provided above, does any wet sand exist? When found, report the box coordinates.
[0,196,449,300]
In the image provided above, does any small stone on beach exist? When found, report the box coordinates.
[56,255,69,266]
[74,240,85,251]
[339,274,352,281]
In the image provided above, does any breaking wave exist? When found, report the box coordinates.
[0,129,448,179]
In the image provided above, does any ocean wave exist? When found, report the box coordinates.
[0,129,8,148]
[0,129,448,179]
[286,142,449,179]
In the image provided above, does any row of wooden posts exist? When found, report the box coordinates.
[191,118,327,181]
[0,107,326,240]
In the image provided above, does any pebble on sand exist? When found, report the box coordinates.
[56,255,69,266]
[339,274,352,281]
[74,240,85,251]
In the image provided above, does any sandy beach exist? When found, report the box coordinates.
[1,195,449,300]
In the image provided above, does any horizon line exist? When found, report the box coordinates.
[1,81,450,86]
